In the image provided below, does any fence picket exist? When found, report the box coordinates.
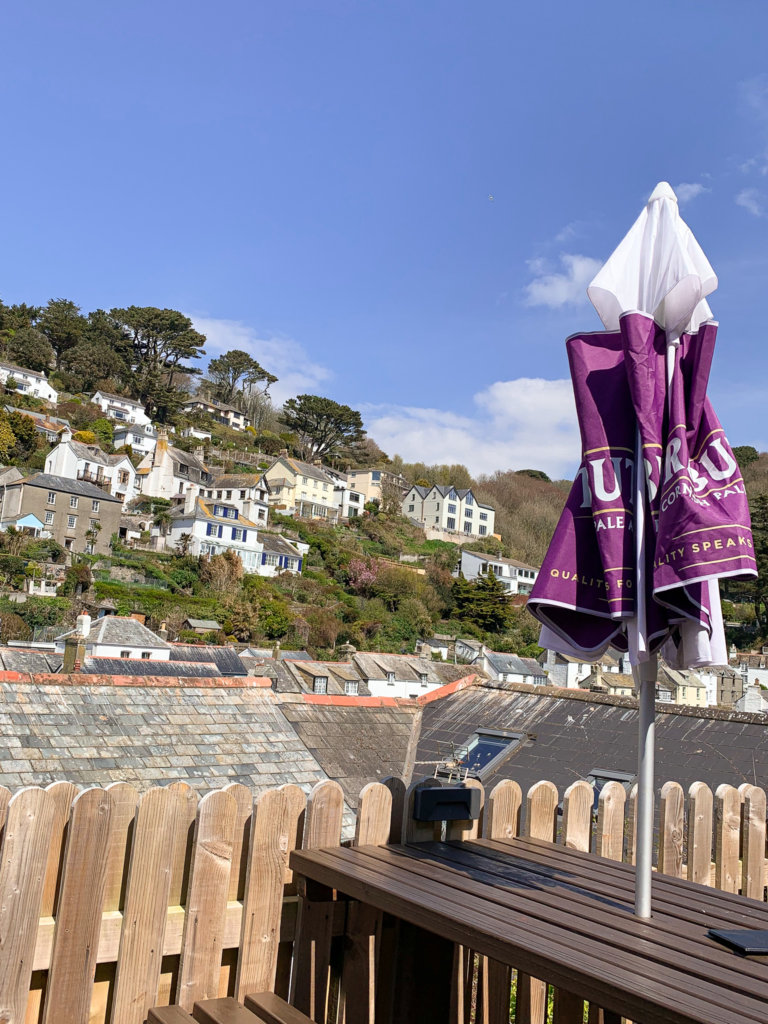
[224,782,254,902]
[178,790,237,1009]
[111,785,194,1024]
[445,778,485,841]
[595,782,625,861]
[42,787,113,1024]
[355,781,394,846]
[290,780,344,1023]
[381,776,406,844]
[687,782,713,886]
[625,784,638,865]
[518,781,558,1024]
[742,785,767,901]
[403,777,442,842]
[561,781,592,852]
[235,784,306,1001]
[0,787,56,1024]
[658,782,685,878]
[41,780,79,917]
[715,784,741,893]
[485,779,522,841]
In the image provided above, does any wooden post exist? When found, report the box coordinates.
[741,785,767,901]
[658,782,684,878]
[595,782,626,861]
[686,782,713,886]
[715,784,741,893]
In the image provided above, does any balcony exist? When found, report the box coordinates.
[76,470,112,491]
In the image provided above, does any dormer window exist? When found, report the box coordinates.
[313,676,328,694]
[386,671,395,684]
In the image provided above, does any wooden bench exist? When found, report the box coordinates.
[148,993,313,1024]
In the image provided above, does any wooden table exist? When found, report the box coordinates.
[290,836,768,1024]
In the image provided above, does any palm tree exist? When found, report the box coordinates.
[177,532,192,556]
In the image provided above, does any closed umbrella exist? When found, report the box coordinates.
[528,183,756,916]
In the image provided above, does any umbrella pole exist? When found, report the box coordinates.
[634,655,657,917]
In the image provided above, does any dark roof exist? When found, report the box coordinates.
[484,652,547,679]
[15,473,122,502]
[279,701,419,809]
[66,440,132,468]
[84,658,222,677]
[260,534,302,557]
[280,659,372,696]
[209,473,266,488]
[169,445,208,471]
[93,390,142,405]
[414,683,768,821]
[169,644,248,676]
[0,648,62,672]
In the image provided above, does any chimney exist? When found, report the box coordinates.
[194,445,205,461]
[313,459,322,467]
[60,426,72,443]
[184,485,198,514]
[279,448,288,457]
[338,643,357,662]
[157,620,168,641]
[63,612,90,673]
[156,428,169,453]
[272,640,281,661]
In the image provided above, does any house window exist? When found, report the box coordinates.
[313,676,328,694]
[465,509,473,517]
[92,500,100,512]
[465,493,474,505]
[479,526,487,536]
[67,515,77,529]
[448,503,456,514]
[408,504,414,512]
[447,517,456,530]
[302,476,308,484]
[419,673,428,683]
[44,511,54,525]
[371,471,381,482]
[89,519,99,529]
[232,527,247,541]
[120,651,130,659]
[70,496,79,509]
[345,680,359,696]
[464,522,472,534]
[119,471,130,484]
[263,553,279,566]
[206,524,223,538]
[386,671,395,683]
[226,491,232,499]
[240,490,246,498]
[480,512,488,521]
[141,652,151,660]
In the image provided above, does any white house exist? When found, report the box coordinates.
[352,652,450,700]
[179,425,212,442]
[113,422,158,456]
[457,549,540,595]
[55,614,171,661]
[539,647,631,688]
[45,431,137,508]
[454,644,546,685]
[164,489,265,573]
[402,484,495,538]
[200,472,270,524]
[0,363,58,404]
[182,397,250,431]
[91,391,151,428]
[137,431,213,499]
[258,533,307,576]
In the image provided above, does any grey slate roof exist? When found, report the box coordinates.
[84,658,221,677]
[279,659,372,696]
[260,534,302,557]
[0,648,62,672]
[353,652,447,685]
[57,616,171,648]
[67,440,130,468]
[0,681,333,795]
[169,645,248,676]
[16,473,122,502]
[414,683,768,822]
[279,701,419,809]
[484,651,546,680]
[183,619,222,630]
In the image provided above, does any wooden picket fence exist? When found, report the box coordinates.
[0,775,765,1024]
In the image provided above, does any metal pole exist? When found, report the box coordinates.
[633,655,657,917]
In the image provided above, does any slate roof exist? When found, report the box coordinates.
[66,440,132,468]
[93,390,143,406]
[260,534,302,557]
[278,659,372,696]
[84,658,222,677]
[0,362,48,381]
[484,651,547,680]
[57,615,172,648]
[183,397,244,416]
[414,683,768,821]
[462,550,539,571]
[353,652,449,685]
[168,445,208,471]
[170,644,247,676]
[15,473,122,502]
[0,648,62,672]
[169,497,258,529]
[183,619,222,630]
[209,473,266,489]
[277,456,336,485]
[0,680,332,794]
[279,700,419,809]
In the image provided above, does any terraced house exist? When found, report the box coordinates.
[263,452,340,520]
[402,483,496,538]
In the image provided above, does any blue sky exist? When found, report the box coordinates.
[2,1,768,478]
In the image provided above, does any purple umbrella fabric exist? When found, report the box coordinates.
[528,310,756,662]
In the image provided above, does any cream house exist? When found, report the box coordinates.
[344,467,408,504]
[263,454,340,520]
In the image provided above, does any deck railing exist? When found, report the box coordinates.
[0,775,765,1024]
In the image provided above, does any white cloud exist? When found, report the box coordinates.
[523,253,603,309]
[674,182,709,205]
[190,315,332,404]
[364,377,579,479]
[735,188,765,217]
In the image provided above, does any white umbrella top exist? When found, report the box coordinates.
[587,182,718,336]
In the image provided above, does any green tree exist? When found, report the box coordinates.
[6,327,54,372]
[750,494,768,631]
[733,446,760,470]
[281,394,365,460]
[37,299,87,368]
[109,307,205,420]
[452,571,513,633]
[7,411,39,462]
[90,418,114,450]
[0,415,16,462]
[204,350,277,404]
